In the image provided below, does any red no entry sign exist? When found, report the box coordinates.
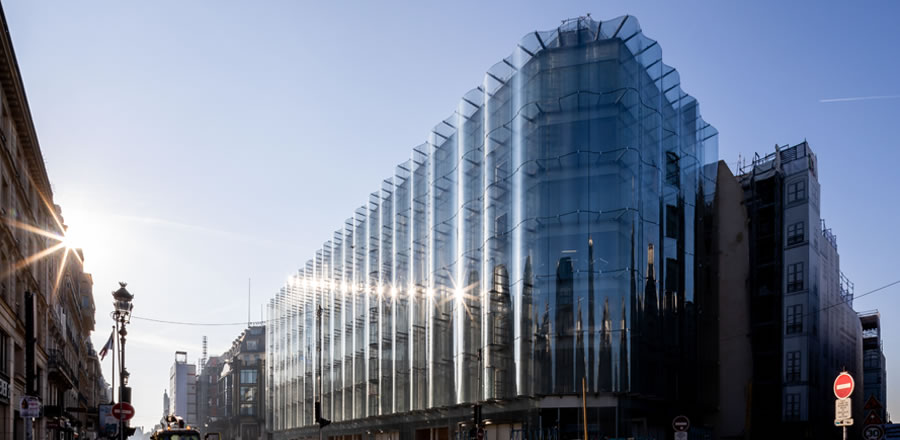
[111,402,135,421]
[833,372,855,399]
[672,415,690,432]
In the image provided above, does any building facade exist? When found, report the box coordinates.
[170,351,198,426]
[736,142,863,439]
[197,355,221,433]
[266,15,719,440]
[860,311,887,424]
[163,389,170,421]
[217,326,266,440]
[0,3,105,440]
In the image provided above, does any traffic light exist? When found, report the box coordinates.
[473,404,482,426]
[314,401,331,428]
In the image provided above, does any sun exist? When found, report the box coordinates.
[59,209,108,273]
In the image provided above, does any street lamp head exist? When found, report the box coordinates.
[112,281,134,321]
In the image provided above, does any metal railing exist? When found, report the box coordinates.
[48,348,78,388]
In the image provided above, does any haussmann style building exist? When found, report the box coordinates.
[266,15,720,440]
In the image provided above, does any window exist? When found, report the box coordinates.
[240,403,256,416]
[665,152,680,187]
[786,351,801,382]
[0,331,7,375]
[787,222,804,245]
[787,180,806,203]
[786,304,803,334]
[785,393,800,420]
[665,258,679,293]
[787,262,804,292]
[666,205,680,239]
[246,339,258,351]
[240,369,257,384]
[864,350,880,369]
[240,386,256,402]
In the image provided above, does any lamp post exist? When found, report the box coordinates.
[112,282,134,440]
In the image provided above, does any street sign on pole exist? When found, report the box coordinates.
[672,415,690,432]
[19,396,40,418]
[865,410,884,426]
[836,398,852,421]
[863,425,884,440]
[111,402,135,421]
[835,372,855,399]
[864,396,883,411]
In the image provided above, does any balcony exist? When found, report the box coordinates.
[48,349,77,389]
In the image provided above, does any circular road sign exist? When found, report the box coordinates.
[834,372,855,400]
[672,415,690,432]
[863,424,884,440]
[111,402,135,421]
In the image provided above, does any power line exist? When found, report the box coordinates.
[130,278,899,329]
[718,278,900,343]
[131,315,264,326]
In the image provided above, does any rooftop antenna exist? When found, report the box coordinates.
[248,278,251,327]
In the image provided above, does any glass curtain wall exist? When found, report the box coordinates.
[266,15,718,432]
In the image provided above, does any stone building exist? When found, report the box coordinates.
[0,3,106,439]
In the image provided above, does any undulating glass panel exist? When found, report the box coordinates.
[264,15,719,429]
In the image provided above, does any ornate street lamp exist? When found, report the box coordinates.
[111,282,134,440]
[112,282,134,323]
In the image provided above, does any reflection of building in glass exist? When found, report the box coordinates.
[554,257,575,394]
[266,15,718,440]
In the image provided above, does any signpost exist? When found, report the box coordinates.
[834,372,856,440]
[863,425,884,440]
[672,415,689,440]
[19,396,40,418]
[865,411,884,426]
[19,395,40,440]
[835,372,855,399]
[111,402,135,421]
[672,415,690,432]
[836,399,852,421]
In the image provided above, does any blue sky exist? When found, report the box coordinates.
[4,0,899,429]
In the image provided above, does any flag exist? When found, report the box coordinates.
[99,329,114,360]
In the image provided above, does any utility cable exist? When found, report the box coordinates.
[130,278,898,329]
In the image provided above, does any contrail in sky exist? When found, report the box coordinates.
[820,94,900,103]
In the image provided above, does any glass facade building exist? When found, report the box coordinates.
[267,15,718,439]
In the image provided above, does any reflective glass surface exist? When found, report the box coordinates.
[266,15,718,431]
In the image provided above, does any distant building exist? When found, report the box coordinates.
[860,311,888,424]
[736,141,863,439]
[218,326,265,440]
[196,355,222,434]
[169,351,198,426]
[163,389,170,421]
